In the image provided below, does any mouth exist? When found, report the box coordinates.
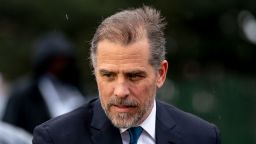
[111,104,137,112]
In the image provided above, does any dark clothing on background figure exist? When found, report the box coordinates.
[3,76,86,134]
[33,98,220,144]
[3,78,50,133]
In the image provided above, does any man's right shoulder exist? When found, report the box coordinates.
[32,98,100,144]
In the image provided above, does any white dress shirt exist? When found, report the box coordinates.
[120,100,156,144]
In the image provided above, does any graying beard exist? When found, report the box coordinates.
[100,100,144,128]
[108,111,144,128]
[99,95,154,128]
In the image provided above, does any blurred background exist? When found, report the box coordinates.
[0,0,255,143]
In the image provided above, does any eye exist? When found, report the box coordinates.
[100,70,115,81]
[103,73,113,78]
[127,73,145,81]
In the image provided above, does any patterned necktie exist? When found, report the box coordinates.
[128,126,143,144]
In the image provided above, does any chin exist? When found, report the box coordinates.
[108,112,143,128]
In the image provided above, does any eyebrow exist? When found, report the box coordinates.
[99,69,115,74]
[126,70,146,75]
[98,69,146,74]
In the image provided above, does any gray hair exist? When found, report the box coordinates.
[90,6,166,70]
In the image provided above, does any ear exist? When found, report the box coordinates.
[156,60,168,88]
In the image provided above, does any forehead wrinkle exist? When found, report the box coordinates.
[97,39,150,65]
[99,52,143,63]
[98,55,148,71]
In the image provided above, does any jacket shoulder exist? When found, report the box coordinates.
[157,100,220,144]
[33,98,98,144]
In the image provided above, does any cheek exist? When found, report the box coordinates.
[131,82,156,103]
[97,80,113,101]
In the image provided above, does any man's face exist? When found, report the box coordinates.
[94,38,167,128]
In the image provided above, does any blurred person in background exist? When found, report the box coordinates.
[2,32,87,134]
[0,73,32,144]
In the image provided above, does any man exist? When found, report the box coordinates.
[33,6,220,144]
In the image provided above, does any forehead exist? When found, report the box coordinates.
[96,38,151,70]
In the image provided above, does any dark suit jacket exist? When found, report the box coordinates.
[33,98,220,144]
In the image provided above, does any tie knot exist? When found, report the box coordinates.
[128,126,143,144]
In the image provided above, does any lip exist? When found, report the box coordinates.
[111,105,136,113]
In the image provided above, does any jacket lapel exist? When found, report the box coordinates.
[90,100,123,144]
[89,99,182,144]
[156,101,181,144]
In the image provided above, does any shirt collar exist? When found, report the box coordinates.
[120,99,156,140]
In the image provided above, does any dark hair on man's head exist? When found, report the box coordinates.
[90,6,166,69]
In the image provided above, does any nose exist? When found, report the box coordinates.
[114,82,130,98]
